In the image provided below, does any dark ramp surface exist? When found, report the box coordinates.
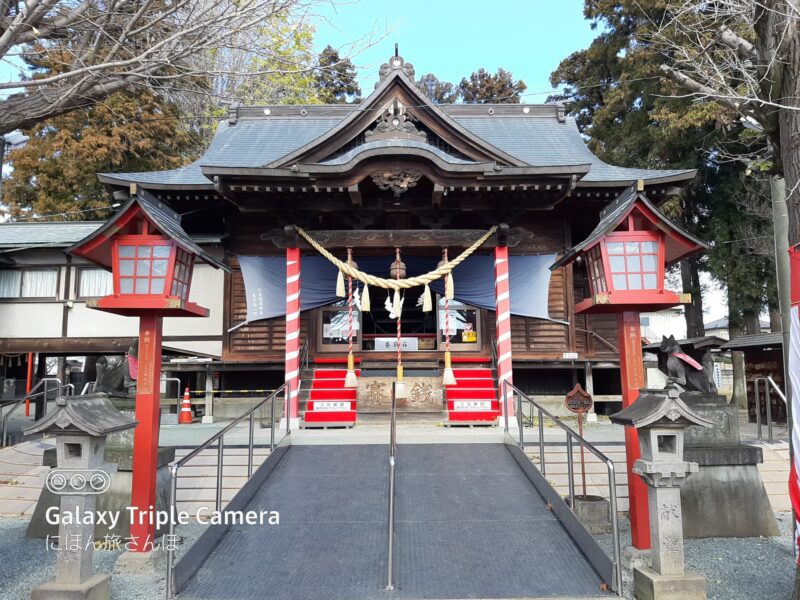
[178,444,606,600]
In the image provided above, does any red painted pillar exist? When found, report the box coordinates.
[129,315,163,552]
[284,247,301,420]
[494,246,515,417]
[617,310,651,549]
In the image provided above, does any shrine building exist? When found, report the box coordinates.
[0,52,698,423]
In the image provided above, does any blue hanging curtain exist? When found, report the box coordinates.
[236,253,558,327]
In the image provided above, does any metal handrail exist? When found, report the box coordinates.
[502,381,622,596]
[754,377,788,444]
[80,382,95,395]
[300,338,310,373]
[165,381,290,599]
[385,383,398,591]
[1,378,62,446]
[63,383,75,396]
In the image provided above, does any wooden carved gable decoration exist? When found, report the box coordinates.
[269,52,526,172]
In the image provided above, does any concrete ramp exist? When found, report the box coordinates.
[176,443,610,599]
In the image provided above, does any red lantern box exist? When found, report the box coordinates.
[68,187,225,317]
[553,183,708,314]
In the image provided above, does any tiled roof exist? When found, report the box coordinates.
[100,107,694,188]
[99,117,346,187]
[0,222,104,247]
[450,116,692,183]
[721,333,784,350]
[0,221,220,249]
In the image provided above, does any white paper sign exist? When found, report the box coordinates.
[313,401,351,411]
[373,337,419,351]
[453,400,492,411]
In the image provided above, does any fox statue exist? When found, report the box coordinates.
[658,335,717,395]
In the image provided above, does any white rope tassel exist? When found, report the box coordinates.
[422,283,432,312]
[362,283,371,312]
[393,289,402,318]
[445,270,454,300]
[335,269,345,298]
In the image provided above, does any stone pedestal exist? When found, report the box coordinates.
[31,573,111,600]
[680,393,778,538]
[633,567,707,600]
[573,495,612,534]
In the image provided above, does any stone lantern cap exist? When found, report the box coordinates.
[609,386,713,430]
[24,393,137,437]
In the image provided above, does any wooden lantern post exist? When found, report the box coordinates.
[67,186,229,553]
[551,182,708,550]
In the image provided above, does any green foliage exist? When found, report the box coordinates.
[458,68,526,103]
[416,74,459,104]
[416,68,526,104]
[3,92,201,220]
[550,0,774,326]
[315,45,361,104]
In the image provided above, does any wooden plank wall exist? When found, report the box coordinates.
[222,258,308,362]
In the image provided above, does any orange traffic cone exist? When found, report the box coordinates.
[179,387,193,424]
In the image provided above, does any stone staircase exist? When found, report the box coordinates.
[172,446,271,514]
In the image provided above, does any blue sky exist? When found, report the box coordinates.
[312,0,599,98]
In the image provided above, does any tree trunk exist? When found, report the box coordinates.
[743,309,761,336]
[728,286,745,339]
[769,301,782,332]
[680,257,705,337]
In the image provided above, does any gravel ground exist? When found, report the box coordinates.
[595,511,796,600]
[1,512,795,599]
[0,517,206,600]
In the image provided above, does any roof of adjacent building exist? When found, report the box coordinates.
[0,221,221,250]
[705,316,770,331]
[97,54,695,191]
[642,335,729,351]
[0,222,106,248]
[721,333,784,350]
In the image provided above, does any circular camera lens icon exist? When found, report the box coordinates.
[49,473,67,492]
[69,473,87,491]
[89,473,107,492]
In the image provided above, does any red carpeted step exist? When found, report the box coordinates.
[447,378,495,388]
[309,388,357,401]
[450,356,491,363]
[446,388,498,400]
[313,369,360,379]
[446,410,499,422]
[303,410,357,423]
[451,368,493,378]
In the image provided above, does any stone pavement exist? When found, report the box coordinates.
[0,439,53,517]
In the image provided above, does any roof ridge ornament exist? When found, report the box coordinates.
[365,99,427,142]
[376,44,415,85]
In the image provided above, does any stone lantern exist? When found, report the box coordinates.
[25,394,136,600]
[610,386,712,600]
[552,181,709,552]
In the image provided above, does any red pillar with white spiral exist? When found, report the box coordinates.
[284,247,301,424]
[494,245,515,418]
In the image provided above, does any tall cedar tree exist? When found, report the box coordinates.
[416,74,459,104]
[549,0,775,336]
[314,45,362,104]
[459,68,527,103]
[3,92,200,220]
[416,69,526,104]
